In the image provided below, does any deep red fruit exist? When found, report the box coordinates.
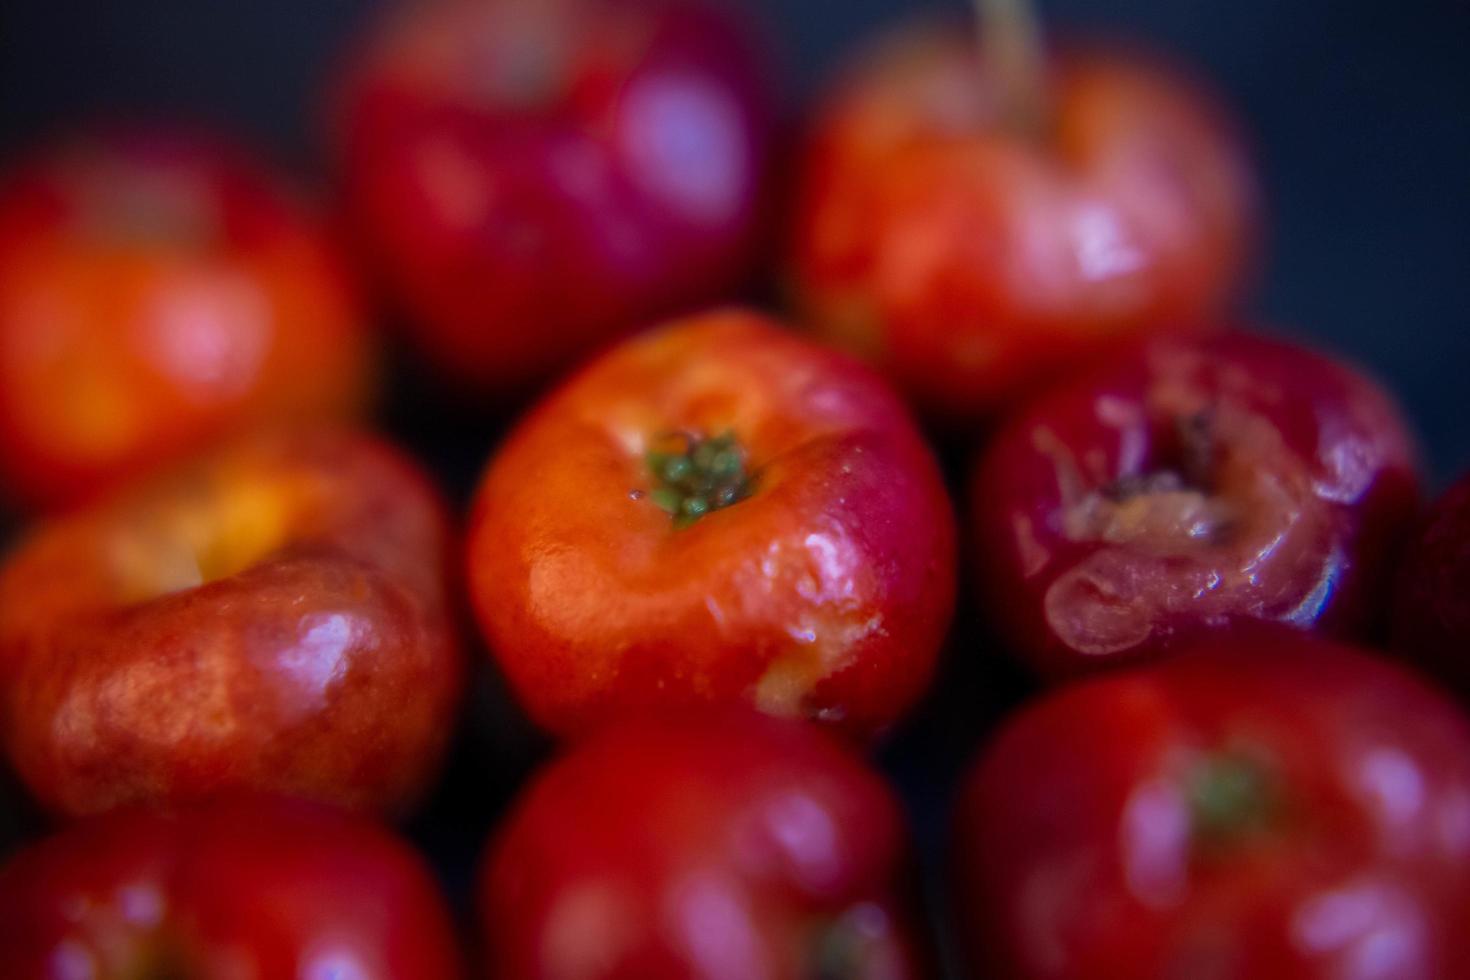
[333,0,775,392]
[0,797,462,978]
[480,711,929,978]
[0,427,462,817]
[790,22,1257,421]
[0,126,373,511]
[954,634,1470,979]
[970,332,1419,679]
[466,309,955,740]
[1393,471,1470,689]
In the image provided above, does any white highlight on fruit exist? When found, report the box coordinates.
[620,73,748,226]
[666,873,769,980]
[49,940,94,980]
[761,789,842,893]
[1071,204,1145,283]
[1119,777,1190,910]
[1291,879,1427,978]
[1357,747,1427,837]
[146,273,268,399]
[276,612,357,714]
[117,882,165,926]
[301,944,371,980]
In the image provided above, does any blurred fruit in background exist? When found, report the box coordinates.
[0,427,462,818]
[953,634,1470,979]
[970,332,1419,680]
[332,0,777,395]
[1394,471,1470,692]
[789,13,1257,422]
[466,310,955,740]
[480,711,930,978]
[0,797,462,978]
[0,126,373,511]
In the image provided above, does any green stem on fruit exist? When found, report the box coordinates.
[808,904,890,980]
[1188,752,1276,847]
[644,431,752,528]
[973,0,1050,136]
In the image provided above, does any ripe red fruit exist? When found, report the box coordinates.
[480,711,929,978]
[466,310,955,739]
[970,332,1419,680]
[0,797,462,978]
[332,0,775,393]
[954,634,1470,979]
[0,427,462,817]
[0,126,373,511]
[789,22,1257,421]
[1393,471,1470,689]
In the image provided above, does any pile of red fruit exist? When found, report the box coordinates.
[0,0,1465,977]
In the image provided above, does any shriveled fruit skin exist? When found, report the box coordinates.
[970,332,1418,679]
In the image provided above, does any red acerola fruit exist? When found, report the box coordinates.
[790,22,1257,421]
[480,711,930,978]
[467,309,955,739]
[0,126,373,510]
[0,427,462,818]
[332,0,776,393]
[970,332,1419,680]
[0,797,462,978]
[954,634,1470,979]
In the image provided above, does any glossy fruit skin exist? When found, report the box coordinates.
[954,635,1470,980]
[333,0,775,392]
[0,797,462,979]
[481,710,928,979]
[970,332,1419,680]
[466,309,955,739]
[0,126,373,511]
[1392,471,1470,689]
[789,24,1257,421]
[0,427,462,818]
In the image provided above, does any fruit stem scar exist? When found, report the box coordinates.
[973,0,1050,137]
[1102,408,1219,502]
[1188,752,1275,848]
[1173,408,1219,492]
[808,903,891,980]
[644,430,752,527]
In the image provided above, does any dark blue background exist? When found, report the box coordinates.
[1,2,1467,972]
[2,0,1468,479]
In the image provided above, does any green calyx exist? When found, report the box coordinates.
[644,431,752,528]
[1187,752,1275,847]
[808,905,889,980]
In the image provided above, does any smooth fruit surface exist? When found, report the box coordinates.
[954,635,1470,979]
[790,24,1256,420]
[0,427,462,817]
[0,797,462,979]
[467,309,955,739]
[481,711,928,979]
[970,332,1418,679]
[0,126,372,510]
[334,0,775,392]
